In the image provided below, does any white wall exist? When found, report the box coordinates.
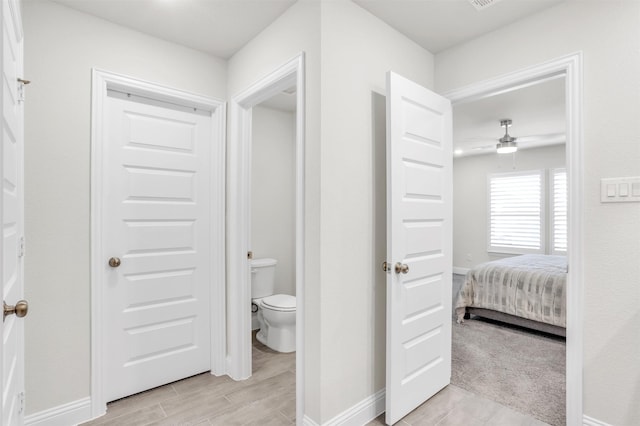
[435,2,640,424]
[22,0,227,415]
[453,145,566,269]
[226,1,322,420]
[319,1,434,421]
[251,106,296,296]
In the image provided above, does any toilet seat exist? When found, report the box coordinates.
[261,294,296,312]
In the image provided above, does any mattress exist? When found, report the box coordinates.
[455,254,567,328]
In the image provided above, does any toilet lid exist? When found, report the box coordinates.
[261,294,296,311]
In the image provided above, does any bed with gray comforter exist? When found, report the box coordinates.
[455,254,567,336]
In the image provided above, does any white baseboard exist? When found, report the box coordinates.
[318,389,385,426]
[583,414,612,426]
[303,415,320,426]
[25,397,92,426]
[452,266,470,275]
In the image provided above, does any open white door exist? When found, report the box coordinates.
[1,1,26,424]
[385,71,452,425]
[102,93,212,402]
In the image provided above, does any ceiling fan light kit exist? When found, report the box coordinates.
[496,119,518,154]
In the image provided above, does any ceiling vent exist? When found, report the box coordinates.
[468,0,505,11]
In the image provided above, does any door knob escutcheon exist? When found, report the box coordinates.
[395,262,409,274]
[109,257,121,267]
[4,300,28,321]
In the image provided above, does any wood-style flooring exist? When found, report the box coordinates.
[83,327,550,426]
[366,385,550,425]
[81,333,295,425]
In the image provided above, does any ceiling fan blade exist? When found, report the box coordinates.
[517,132,565,143]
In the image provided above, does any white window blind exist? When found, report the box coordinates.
[552,168,567,253]
[488,170,544,253]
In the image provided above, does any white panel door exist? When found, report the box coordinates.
[103,93,212,402]
[385,71,452,425]
[1,0,25,424]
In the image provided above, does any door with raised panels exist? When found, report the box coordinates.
[385,71,452,424]
[103,92,212,402]
[1,1,27,424]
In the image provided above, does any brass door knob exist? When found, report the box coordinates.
[108,257,121,267]
[4,300,28,321]
[395,262,409,274]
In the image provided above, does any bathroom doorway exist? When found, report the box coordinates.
[227,54,305,424]
[250,92,297,347]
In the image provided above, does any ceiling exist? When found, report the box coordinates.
[50,0,566,58]
[353,0,565,53]
[49,0,566,150]
[453,77,565,157]
[51,0,296,59]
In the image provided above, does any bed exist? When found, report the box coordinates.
[455,254,567,337]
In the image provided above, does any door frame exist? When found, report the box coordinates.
[89,69,226,418]
[226,53,305,423]
[441,52,584,426]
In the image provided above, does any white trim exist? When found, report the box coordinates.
[227,53,306,424]
[302,415,320,426]
[452,267,470,275]
[25,397,92,426]
[300,390,385,426]
[583,415,612,426]
[90,69,226,417]
[443,52,584,426]
[324,389,385,426]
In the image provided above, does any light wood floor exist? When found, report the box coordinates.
[83,330,549,426]
[82,333,296,425]
[367,385,550,426]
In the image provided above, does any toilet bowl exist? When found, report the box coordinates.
[256,294,296,353]
[251,258,296,353]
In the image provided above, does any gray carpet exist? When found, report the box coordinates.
[451,317,566,426]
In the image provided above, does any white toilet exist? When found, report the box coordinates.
[251,258,296,353]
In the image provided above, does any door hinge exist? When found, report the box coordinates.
[17,78,30,103]
[18,236,25,258]
[382,261,391,272]
[18,391,24,414]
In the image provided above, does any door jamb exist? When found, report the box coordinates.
[441,52,584,426]
[89,69,226,418]
[226,53,305,425]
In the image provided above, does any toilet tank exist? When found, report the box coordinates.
[251,258,277,299]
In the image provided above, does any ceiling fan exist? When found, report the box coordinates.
[455,119,565,155]
[496,119,517,154]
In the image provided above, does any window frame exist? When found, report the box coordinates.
[550,167,567,254]
[486,169,546,255]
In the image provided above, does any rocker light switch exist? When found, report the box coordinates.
[601,177,640,203]
[619,183,629,197]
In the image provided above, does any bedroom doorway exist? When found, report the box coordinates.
[442,53,583,426]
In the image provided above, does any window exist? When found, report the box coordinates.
[551,168,567,253]
[488,168,568,255]
[488,170,544,254]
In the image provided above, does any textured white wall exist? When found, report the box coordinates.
[226,1,322,420]
[251,106,296,296]
[22,0,227,415]
[435,2,640,424]
[319,1,434,421]
[453,145,566,269]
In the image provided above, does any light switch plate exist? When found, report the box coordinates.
[601,177,640,203]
